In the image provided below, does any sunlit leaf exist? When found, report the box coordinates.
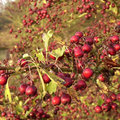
[25,107,33,118]
[42,30,53,53]
[96,79,108,93]
[36,52,45,62]
[97,98,104,106]
[46,80,57,94]
[50,45,66,60]
[5,79,12,103]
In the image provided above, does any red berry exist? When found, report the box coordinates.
[25,85,37,96]
[85,37,94,45]
[0,75,8,85]
[61,93,71,105]
[74,46,84,58]
[70,35,79,43]
[108,47,116,56]
[98,74,106,82]
[113,44,120,51]
[19,84,28,94]
[101,103,111,112]
[82,68,93,79]
[110,93,116,101]
[95,106,102,113]
[77,80,87,90]
[110,35,119,43]
[49,54,56,60]
[52,96,61,105]
[82,44,92,53]
[111,103,117,110]
[63,77,73,87]
[117,93,120,101]
[75,32,83,38]
[42,74,51,83]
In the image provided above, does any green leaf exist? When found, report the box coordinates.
[97,98,104,106]
[96,79,108,93]
[0,117,6,120]
[42,30,53,53]
[15,66,21,72]
[46,80,57,94]
[5,79,12,103]
[36,52,45,62]
[42,101,47,107]
[16,103,24,114]
[61,112,68,117]
[50,45,66,60]
[25,107,33,118]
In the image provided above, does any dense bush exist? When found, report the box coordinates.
[0,0,120,119]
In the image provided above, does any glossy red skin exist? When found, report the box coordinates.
[110,35,119,43]
[113,44,120,51]
[85,37,94,45]
[63,77,73,87]
[110,93,116,101]
[61,93,71,105]
[108,47,116,56]
[0,70,5,75]
[117,93,120,101]
[75,32,83,38]
[98,74,105,82]
[82,44,92,53]
[0,75,8,85]
[105,98,112,104]
[49,54,56,60]
[42,74,51,83]
[25,86,37,96]
[70,35,79,43]
[95,106,102,113]
[94,37,99,43]
[52,96,61,105]
[82,68,93,79]
[74,46,84,58]
[19,84,28,94]
[77,80,87,90]
[111,103,117,110]
[101,103,111,112]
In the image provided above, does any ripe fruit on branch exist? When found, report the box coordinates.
[82,68,93,79]
[113,44,120,52]
[18,59,28,67]
[42,74,51,83]
[49,54,56,60]
[107,47,116,56]
[61,93,71,105]
[82,44,92,53]
[25,85,37,96]
[74,46,84,58]
[75,32,83,38]
[110,35,119,43]
[0,75,8,85]
[101,103,111,112]
[19,84,28,94]
[95,106,102,113]
[63,77,73,87]
[52,96,61,105]
[70,35,79,43]
[85,37,94,45]
[77,80,87,90]
[98,74,106,82]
